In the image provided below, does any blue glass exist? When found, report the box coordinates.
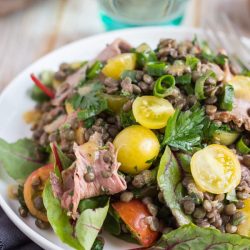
[98,0,188,31]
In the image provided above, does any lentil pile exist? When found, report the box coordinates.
[4,36,250,250]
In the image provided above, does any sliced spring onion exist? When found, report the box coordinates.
[86,61,103,80]
[153,75,175,98]
[195,70,215,100]
[146,62,166,76]
[236,136,250,154]
[212,130,239,146]
[186,55,200,70]
[175,74,192,85]
[219,84,234,111]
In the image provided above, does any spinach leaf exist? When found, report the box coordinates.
[91,237,104,250]
[151,224,250,249]
[103,207,121,236]
[43,183,83,250]
[78,196,108,213]
[75,200,109,250]
[17,185,27,209]
[43,183,109,250]
[157,146,191,226]
[0,138,47,180]
[30,70,53,103]
[162,106,205,152]
[51,142,73,170]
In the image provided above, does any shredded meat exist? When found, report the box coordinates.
[50,133,127,218]
[43,112,77,134]
[52,63,89,106]
[210,98,250,131]
[96,38,132,62]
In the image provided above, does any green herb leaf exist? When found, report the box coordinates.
[121,70,138,82]
[226,189,238,203]
[43,183,83,250]
[151,224,250,249]
[77,98,107,120]
[136,43,157,68]
[119,110,136,128]
[162,106,205,152]
[75,199,109,250]
[0,138,47,180]
[175,74,192,85]
[69,82,108,121]
[157,146,191,226]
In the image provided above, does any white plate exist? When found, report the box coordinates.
[1,26,246,250]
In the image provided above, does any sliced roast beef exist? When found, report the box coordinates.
[210,98,250,131]
[44,112,77,134]
[96,38,132,62]
[52,63,89,106]
[50,132,127,218]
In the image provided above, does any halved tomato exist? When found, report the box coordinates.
[190,144,241,194]
[102,53,136,79]
[238,198,250,236]
[112,200,159,247]
[132,96,174,129]
[23,163,53,222]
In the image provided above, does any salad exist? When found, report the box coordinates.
[1,36,250,250]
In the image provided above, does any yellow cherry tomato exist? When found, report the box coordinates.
[238,198,250,236]
[102,53,136,79]
[191,144,241,194]
[229,75,250,101]
[113,125,160,174]
[132,96,175,129]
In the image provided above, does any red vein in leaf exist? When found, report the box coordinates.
[51,142,63,172]
[30,73,55,98]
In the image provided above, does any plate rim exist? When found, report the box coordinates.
[0,26,202,250]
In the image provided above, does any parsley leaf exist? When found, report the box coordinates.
[69,82,108,121]
[119,110,136,128]
[162,106,206,151]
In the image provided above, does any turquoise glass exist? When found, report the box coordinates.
[98,0,189,31]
